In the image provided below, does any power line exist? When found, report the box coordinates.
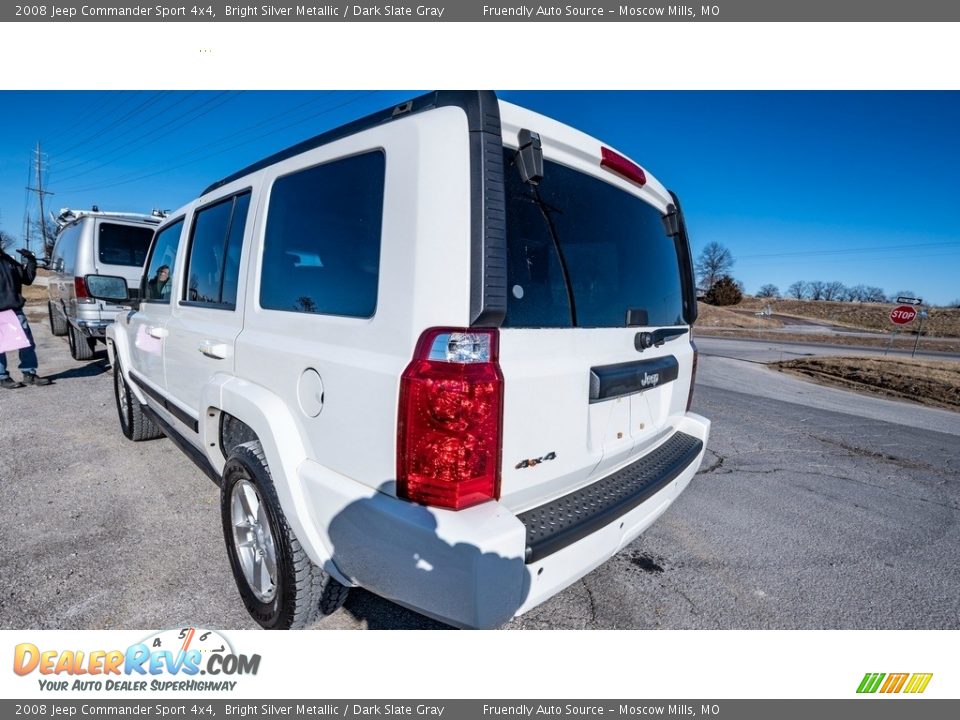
[42,91,124,147]
[51,91,167,157]
[51,92,239,184]
[50,91,202,174]
[59,91,380,194]
[53,91,330,181]
[737,240,959,260]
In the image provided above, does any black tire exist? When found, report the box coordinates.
[68,323,96,361]
[48,302,68,336]
[221,441,348,630]
[114,360,162,441]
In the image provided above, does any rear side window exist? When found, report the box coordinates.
[502,150,684,328]
[53,223,81,275]
[260,151,385,318]
[142,219,184,303]
[97,223,153,267]
[184,192,251,309]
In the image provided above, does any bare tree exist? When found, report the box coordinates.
[787,281,808,300]
[756,283,780,298]
[844,284,866,302]
[863,286,887,302]
[823,281,846,301]
[807,280,826,301]
[31,217,58,260]
[695,242,734,292]
[0,229,15,252]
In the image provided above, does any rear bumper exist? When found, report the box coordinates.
[75,319,113,338]
[300,412,710,628]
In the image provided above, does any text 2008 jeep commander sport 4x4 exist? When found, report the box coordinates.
[93,91,709,629]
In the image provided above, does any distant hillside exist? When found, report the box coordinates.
[737,297,960,337]
[696,302,782,329]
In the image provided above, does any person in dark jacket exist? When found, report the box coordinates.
[0,247,51,388]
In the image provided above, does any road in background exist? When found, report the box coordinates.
[696,334,960,363]
[1,318,958,629]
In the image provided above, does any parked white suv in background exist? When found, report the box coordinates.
[91,91,710,629]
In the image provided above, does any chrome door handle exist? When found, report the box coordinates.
[198,341,230,359]
[147,326,169,339]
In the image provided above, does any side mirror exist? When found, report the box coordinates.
[84,274,130,303]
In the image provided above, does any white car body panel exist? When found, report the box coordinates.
[106,94,709,629]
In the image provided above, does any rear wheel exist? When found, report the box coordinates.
[67,323,96,360]
[114,360,162,441]
[48,302,67,336]
[221,441,348,629]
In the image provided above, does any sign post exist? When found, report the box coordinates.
[912,308,928,358]
[886,304,918,356]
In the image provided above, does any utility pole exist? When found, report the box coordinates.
[26,141,54,257]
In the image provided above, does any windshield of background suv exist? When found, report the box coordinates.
[97,222,154,267]
[502,149,685,329]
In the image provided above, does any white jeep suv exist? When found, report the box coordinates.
[92,91,710,629]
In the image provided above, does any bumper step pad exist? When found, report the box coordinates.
[518,431,703,563]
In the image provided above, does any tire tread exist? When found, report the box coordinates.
[224,441,348,629]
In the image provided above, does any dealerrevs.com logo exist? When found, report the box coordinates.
[857,673,933,694]
[13,628,260,692]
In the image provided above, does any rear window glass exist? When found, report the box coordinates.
[97,223,153,267]
[260,151,385,318]
[502,150,684,328]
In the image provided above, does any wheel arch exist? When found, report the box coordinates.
[106,326,148,405]
[204,377,348,585]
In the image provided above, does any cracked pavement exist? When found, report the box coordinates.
[1,323,958,629]
[510,341,960,629]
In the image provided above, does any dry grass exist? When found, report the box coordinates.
[738,297,960,337]
[694,327,960,354]
[20,269,52,303]
[22,285,48,303]
[696,302,782,329]
[775,356,960,410]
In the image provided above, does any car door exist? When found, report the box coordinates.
[125,215,188,414]
[163,184,255,437]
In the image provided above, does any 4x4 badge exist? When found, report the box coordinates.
[515,452,557,470]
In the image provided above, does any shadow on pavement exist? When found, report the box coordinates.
[45,359,109,381]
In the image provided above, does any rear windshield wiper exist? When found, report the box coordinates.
[635,327,688,351]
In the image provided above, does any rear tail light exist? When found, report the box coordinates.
[397,328,503,511]
[687,340,698,412]
[74,276,94,304]
[600,146,646,186]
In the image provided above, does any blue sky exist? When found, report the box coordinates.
[1,90,957,305]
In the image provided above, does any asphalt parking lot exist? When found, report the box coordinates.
[1,312,958,630]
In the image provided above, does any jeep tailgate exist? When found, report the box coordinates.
[494,104,695,512]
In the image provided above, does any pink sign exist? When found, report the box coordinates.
[0,310,30,354]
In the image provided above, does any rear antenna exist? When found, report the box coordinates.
[516,129,544,185]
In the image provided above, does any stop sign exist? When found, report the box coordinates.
[890,305,917,325]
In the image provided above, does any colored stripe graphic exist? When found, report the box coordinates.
[857,673,885,693]
[880,673,909,693]
[857,672,933,694]
[903,673,933,694]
